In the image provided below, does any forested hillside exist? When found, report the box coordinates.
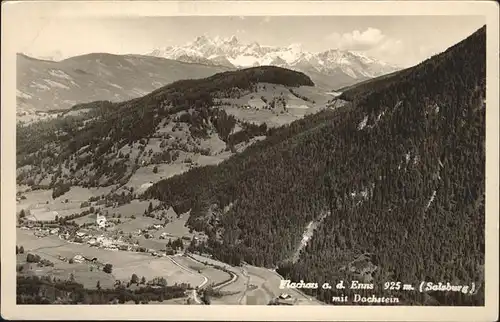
[145,26,486,305]
[16,66,315,190]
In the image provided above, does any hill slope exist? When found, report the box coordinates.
[16,53,231,115]
[144,26,486,305]
[17,66,337,193]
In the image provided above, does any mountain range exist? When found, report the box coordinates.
[16,53,230,117]
[17,36,400,117]
[148,35,400,89]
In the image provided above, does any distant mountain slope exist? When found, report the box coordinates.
[17,66,335,192]
[335,69,404,98]
[16,53,231,114]
[147,36,400,89]
[144,26,486,306]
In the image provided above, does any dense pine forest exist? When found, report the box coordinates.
[145,26,486,305]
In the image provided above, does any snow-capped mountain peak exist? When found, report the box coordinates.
[147,36,400,87]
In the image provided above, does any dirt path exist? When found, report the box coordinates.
[237,268,251,304]
[30,243,67,252]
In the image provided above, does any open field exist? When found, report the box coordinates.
[126,163,190,194]
[188,254,247,304]
[160,212,192,237]
[19,258,117,290]
[54,186,114,202]
[72,213,98,226]
[16,186,114,220]
[113,217,158,233]
[173,256,231,287]
[106,200,157,218]
[17,229,203,288]
[112,257,203,288]
[15,183,322,305]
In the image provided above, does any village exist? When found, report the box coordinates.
[15,189,215,281]
[15,188,323,306]
[18,210,208,262]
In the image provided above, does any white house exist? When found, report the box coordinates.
[96,214,106,229]
[73,255,84,263]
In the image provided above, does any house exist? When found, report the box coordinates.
[88,238,98,246]
[73,255,85,263]
[96,214,106,229]
[279,293,292,300]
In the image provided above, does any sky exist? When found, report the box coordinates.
[17,15,485,68]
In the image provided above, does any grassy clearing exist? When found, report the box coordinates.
[174,256,231,286]
[113,217,159,233]
[128,163,190,194]
[107,200,154,218]
[16,186,114,220]
[24,261,116,289]
[54,186,114,202]
[198,133,226,155]
[111,257,203,287]
[160,212,191,238]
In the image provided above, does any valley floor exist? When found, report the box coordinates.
[15,187,322,305]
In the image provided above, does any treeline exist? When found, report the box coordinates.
[16,275,187,304]
[144,26,486,305]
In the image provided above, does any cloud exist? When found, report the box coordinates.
[366,37,404,58]
[327,27,389,51]
[327,27,405,65]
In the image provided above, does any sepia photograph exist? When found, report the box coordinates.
[1,1,499,321]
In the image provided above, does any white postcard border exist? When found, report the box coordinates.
[1,1,498,321]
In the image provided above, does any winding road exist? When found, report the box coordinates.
[167,255,208,304]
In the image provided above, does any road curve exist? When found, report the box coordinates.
[184,253,238,291]
[167,255,208,304]
[213,271,237,290]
